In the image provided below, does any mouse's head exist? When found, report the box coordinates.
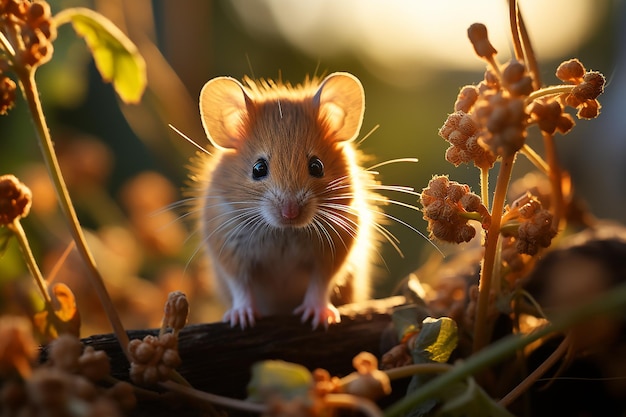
[199,73,367,230]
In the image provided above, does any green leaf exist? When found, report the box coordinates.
[53,8,146,103]
[405,317,459,417]
[247,360,313,402]
[414,317,458,364]
[438,377,516,417]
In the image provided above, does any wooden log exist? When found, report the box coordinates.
[79,296,406,412]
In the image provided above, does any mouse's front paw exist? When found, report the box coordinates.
[294,302,340,329]
[223,305,257,329]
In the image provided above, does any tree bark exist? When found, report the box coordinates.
[78,297,405,414]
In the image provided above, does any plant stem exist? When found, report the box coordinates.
[8,219,52,306]
[515,1,541,89]
[473,154,515,353]
[508,0,523,61]
[383,363,452,381]
[384,281,626,417]
[15,66,130,359]
[498,334,571,407]
[541,131,565,228]
[160,381,266,414]
[525,85,574,104]
[480,166,490,211]
[520,144,549,175]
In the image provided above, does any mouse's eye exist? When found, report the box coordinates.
[308,156,324,178]
[252,158,269,180]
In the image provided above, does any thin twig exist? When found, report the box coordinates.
[160,380,266,414]
[541,131,565,229]
[499,334,571,407]
[15,66,130,360]
[516,2,541,89]
[508,0,523,61]
[8,219,52,306]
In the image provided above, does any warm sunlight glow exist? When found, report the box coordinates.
[229,0,607,86]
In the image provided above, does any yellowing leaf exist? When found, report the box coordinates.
[53,8,147,103]
[247,360,313,402]
[33,283,80,342]
[413,316,458,364]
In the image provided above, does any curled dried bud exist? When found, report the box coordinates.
[571,71,605,101]
[0,75,17,115]
[577,100,600,119]
[502,193,557,255]
[501,60,534,97]
[0,174,32,225]
[163,291,189,332]
[342,352,391,400]
[467,23,497,59]
[454,85,479,113]
[530,99,575,135]
[556,59,585,84]
[555,61,605,120]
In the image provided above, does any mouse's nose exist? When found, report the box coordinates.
[280,200,300,220]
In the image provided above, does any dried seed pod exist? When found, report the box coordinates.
[0,175,32,225]
[467,23,497,59]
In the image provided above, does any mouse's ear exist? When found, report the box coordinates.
[199,77,251,150]
[314,72,365,142]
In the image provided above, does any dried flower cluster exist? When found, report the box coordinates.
[0,323,135,417]
[440,26,605,164]
[0,72,16,114]
[555,58,604,119]
[0,0,58,113]
[128,332,182,386]
[502,193,557,256]
[1,0,57,68]
[162,291,189,336]
[0,174,32,226]
[420,175,490,243]
[438,110,496,169]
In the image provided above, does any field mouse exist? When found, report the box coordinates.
[191,72,383,329]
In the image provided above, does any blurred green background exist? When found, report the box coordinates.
[0,0,622,333]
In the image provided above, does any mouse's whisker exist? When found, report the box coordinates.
[365,157,419,172]
[309,218,337,255]
[317,205,360,240]
[320,202,402,255]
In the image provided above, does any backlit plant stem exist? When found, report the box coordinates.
[480,167,490,211]
[8,218,52,307]
[542,131,565,228]
[15,66,130,360]
[473,153,515,353]
[520,144,549,174]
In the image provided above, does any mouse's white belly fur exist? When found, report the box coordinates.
[200,191,375,317]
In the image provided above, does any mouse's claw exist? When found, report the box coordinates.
[223,306,257,329]
[294,302,340,329]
